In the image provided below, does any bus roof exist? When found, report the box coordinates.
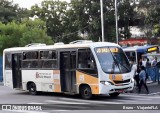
[123,45,159,53]
[3,42,120,53]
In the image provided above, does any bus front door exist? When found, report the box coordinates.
[60,51,76,93]
[12,53,22,89]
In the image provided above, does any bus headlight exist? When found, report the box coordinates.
[100,81,113,85]
[131,78,134,83]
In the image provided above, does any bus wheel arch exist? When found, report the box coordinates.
[79,84,92,99]
[27,82,37,95]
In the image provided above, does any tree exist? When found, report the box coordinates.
[0,0,29,24]
[71,0,117,42]
[118,0,135,39]
[30,0,81,43]
[153,24,160,37]
[0,19,53,55]
[136,0,160,41]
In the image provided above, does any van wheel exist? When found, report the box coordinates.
[80,85,92,99]
[109,92,120,97]
[28,83,37,95]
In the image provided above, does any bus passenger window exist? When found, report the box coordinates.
[39,50,57,69]
[5,53,12,69]
[23,53,26,60]
[22,51,39,69]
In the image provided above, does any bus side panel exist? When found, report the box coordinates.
[76,70,99,94]
[21,70,61,92]
[4,70,13,88]
[53,70,61,92]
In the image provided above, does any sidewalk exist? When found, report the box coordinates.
[131,81,160,95]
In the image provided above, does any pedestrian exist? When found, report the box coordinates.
[134,65,140,88]
[151,56,157,67]
[146,58,151,68]
[151,56,158,81]
[134,58,142,88]
[142,57,147,67]
[145,58,151,81]
[138,66,149,94]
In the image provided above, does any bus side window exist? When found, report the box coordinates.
[5,53,12,69]
[78,49,97,75]
[40,50,57,69]
[22,51,39,69]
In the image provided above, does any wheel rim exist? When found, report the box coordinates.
[29,83,36,94]
[82,87,92,99]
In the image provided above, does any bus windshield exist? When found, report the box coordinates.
[95,47,131,74]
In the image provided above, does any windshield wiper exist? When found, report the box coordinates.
[108,47,130,72]
[108,48,121,73]
[118,62,130,72]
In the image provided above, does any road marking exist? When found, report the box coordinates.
[27,102,45,104]
[135,98,152,101]
[60,98,122,104]
[122,94,150,97]
[114,99,137,103]
[45,100,89,104]
[3,110,48,113]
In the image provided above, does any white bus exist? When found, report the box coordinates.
[3,41,134,99]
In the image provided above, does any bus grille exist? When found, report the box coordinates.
[113,79,130,84]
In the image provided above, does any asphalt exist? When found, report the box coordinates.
[0,81,160,95]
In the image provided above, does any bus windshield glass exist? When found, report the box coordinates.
[95,47,131,74]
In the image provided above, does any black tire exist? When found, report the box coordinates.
[28,83,37,95]
[109,92,120,97]
[80,85,92,99]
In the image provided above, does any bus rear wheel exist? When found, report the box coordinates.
[28,83,37,95]
[80,85,92,99]
[109,92,120,97]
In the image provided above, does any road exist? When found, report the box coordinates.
[0,85,160,113]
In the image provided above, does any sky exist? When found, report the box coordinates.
[12,0,70,9]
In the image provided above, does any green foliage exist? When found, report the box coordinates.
[0,19,53,55]
[31,0,81,43]
[0,0,30,24]
[137,0,160,38]
[1,0,160,52]
[153,24,160,36]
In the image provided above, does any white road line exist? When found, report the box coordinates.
[114,100,137,103]
[122,94,150,97]
[134,98,152,101]
[60,98,122,104]
[27,102,45,104]
[45,100,89,104]
[3,110,48,113]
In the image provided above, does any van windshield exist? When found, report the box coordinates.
[95,47,131,74]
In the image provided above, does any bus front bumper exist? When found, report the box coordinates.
[100,79,134,94]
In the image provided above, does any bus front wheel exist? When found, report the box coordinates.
[28,83,37,95]
[109,92,120,97]
[80,85,92,99]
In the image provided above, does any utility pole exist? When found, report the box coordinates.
[115,0,119,44]
[100,0,105,42]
